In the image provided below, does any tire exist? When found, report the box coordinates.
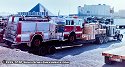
[5,41,12,48]
[105,56,113,65]
[103,36,108,43]
[31,37,42,48]
[38,47,47,56]
[95,36,104,44]
[0,36,3,43]
[68,34,76,42]
[17,44,29,51]
[117,34,123,41]
[48,46,56,54]
[28,47,39,55]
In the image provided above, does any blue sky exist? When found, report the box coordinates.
[0,0,124,15]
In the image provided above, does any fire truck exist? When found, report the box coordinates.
[57,16,83,42]
[3,16,123,55]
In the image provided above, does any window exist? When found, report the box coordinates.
[73,20,77,25]
[71,20,74,25]
[113,28,114,34]
[87,11,90,13]
[66,20,70,25]
[46,12,48,16]
[66,20,68,25]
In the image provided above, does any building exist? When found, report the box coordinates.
[118,10,125,18]
[113,10,125,18]
[78,4,113,18]
[17,3,54,17]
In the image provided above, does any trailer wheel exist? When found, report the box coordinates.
[105,56,113,65]
[28,47,39,55]
[117,34,123,41]
[0,37,3,43]
[48,46,56,54]
[68,34,76,42]
[5,41,12,48]
[95,36,104,44]
[38,46,47,56]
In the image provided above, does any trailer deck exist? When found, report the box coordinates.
[102,46,125,64]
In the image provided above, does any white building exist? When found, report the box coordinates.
[113,10,125,18]
[118,10,125,17]
[78,4,113,17]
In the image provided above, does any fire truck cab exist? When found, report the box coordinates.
[62,17,83,42]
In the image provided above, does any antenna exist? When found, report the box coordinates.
[58,10,60,16]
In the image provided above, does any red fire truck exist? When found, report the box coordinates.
[57,16,83,42]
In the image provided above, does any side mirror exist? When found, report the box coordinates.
[56,25,64,33]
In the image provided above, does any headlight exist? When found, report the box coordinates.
[116,25,119,29]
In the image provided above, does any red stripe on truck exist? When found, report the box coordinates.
[16,22,22,42]
[16,35,21,42]
[12,16,14,22]
[35,32,43,35]
[17,22,22,34]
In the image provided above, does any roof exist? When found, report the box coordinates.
[29,3,54,16]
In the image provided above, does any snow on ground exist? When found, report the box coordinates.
[0,29,125,67]
[0,46,58,67]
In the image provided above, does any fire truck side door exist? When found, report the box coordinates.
[37,22,50,40]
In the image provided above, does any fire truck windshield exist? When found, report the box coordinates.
[57,21,65,25]
[8,17,12,22]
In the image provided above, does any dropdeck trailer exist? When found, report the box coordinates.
[102,46,125,65]
[3,16,123,55]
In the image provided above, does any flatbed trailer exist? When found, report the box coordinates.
[102,46,125,65]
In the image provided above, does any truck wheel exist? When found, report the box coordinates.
[38,47,47,56]
[28,47,39,55]
[103,36,108,43]
[5,41,12,48]
[105,56,113,65]
[96,37,104,44]
[0,37,3,43]
[68,34,76,42]
[48,46,56,54]
[117,34,123,41]
[31,37,42,48]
